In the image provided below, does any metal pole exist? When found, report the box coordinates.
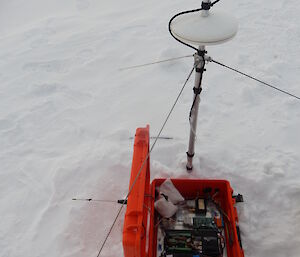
[186,46,206,171]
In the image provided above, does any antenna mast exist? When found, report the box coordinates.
[169,0,238,171]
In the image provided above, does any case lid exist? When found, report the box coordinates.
[123,125,150,257]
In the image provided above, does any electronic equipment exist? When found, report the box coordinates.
[157,198,225,257]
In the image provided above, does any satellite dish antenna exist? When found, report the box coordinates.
[169,0,238,170]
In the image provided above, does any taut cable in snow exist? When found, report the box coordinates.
[72,198,127,204]
[129,136,173,140]
[119,55,193,70]
[211,59,300,101]
[96,66,195,257]
[72,198,115,203]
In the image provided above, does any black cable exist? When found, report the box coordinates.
[211,0,222,6]
[189,53,206,120]
[190,95,198,119]
[211,59,300,101]
[168,8,202,52]
[168,1,223,52]
[189,73,204,120]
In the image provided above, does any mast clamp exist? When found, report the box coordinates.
[186,152,195,158]
[193,87,202,95]
[201,1,212,11]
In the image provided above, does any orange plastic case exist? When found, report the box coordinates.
[123,126,244,257]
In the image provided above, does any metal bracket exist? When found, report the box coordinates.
[233,194,244,203]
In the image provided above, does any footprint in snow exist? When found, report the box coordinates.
[23,26,56,41]
[76,0,90,10]
[27,83,93,108]
[0,119,15,132]
[23,59,69,73]
[262,162,285,177]
[30,38,49,49]
[76,49,94,62]
[28,83,64,97]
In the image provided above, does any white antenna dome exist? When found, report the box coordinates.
[170,10,238,46]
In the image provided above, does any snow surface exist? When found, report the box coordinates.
[1,0,300,257]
